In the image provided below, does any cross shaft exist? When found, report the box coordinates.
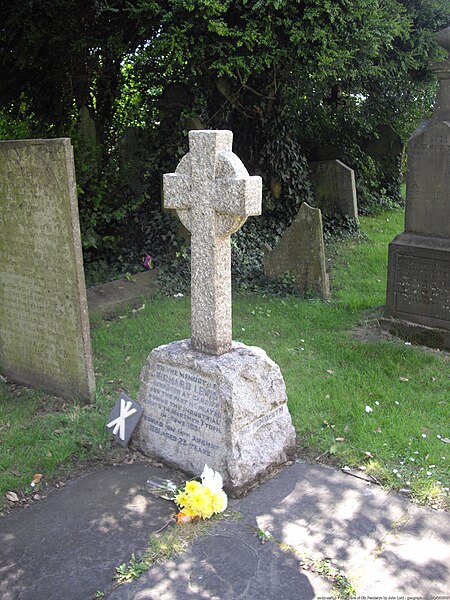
[163,130,261,355]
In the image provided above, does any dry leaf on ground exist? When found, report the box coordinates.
[5,491,19,502]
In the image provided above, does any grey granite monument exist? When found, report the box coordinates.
[0,138,95,402]
[309,159,358,220]
[381,27,450,349]
[134,130,296,494]
[264,202,330,299]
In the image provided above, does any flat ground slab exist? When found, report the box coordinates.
[0,462,178,600]
[108,518,333,600]
[236,462,450,596]
[87,270,158,317]
[1,460,449,599]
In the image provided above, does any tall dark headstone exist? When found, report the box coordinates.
[382,27,450,349]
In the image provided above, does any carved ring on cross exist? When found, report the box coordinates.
[166,150,261,237]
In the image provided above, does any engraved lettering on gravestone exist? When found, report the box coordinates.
[142,364,224,457]
[406,122,450,237]
[106,393,144,446]
[239,405,288,436]
[0,139,95,402]
[394,256,450,320]
[163,130,262,355]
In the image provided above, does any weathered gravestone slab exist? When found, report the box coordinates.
[310,159,358,220]
[264,202,330,299]
[134,130,296,494]
[382,27,450,349]
[364,124,403,198]
[119,127,147,195]
[0,138,95,401]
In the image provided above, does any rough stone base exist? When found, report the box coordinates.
[379,317,450,351]
[133,340,296,495]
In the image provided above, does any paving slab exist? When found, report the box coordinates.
[236,461,450,595]
[108,518,333,600]
[87,270,158,317]
[237,462,410,570]
[0,462,177,600]
[1,459,449,599]
[357,505,450,596]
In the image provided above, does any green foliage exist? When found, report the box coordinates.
[0,108,38,141]
[114,553,147,584]
[1,0,449,271]
[1,210,449,512]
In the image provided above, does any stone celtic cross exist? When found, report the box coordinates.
[163,130,262,355]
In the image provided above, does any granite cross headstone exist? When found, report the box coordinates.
[163,130,261,355]
[134,130,296,494]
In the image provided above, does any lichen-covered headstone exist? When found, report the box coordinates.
[264,202,330,299]
[134,130,296,494]
[382,27,450,349]
[0,138,95,402]
[310,159,358,220]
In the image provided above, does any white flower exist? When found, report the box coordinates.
[422,434,427,438]
[365,405,373,413]
[201,464,228,512]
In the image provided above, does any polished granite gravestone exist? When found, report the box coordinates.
[0,138,95,402]
[133,130,296,494]
[382,27,450,349]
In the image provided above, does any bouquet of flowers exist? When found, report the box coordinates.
[174,464,228,524]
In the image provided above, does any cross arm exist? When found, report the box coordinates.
[163,172,191,211]
[214,176,262,217]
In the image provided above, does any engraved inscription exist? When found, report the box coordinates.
[394,255,450,321]
[406,122,450,237]
[0,139,94,401]
[239,405,288,436]
[142,364,224,458]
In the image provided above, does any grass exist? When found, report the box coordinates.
[0,208,449,511]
